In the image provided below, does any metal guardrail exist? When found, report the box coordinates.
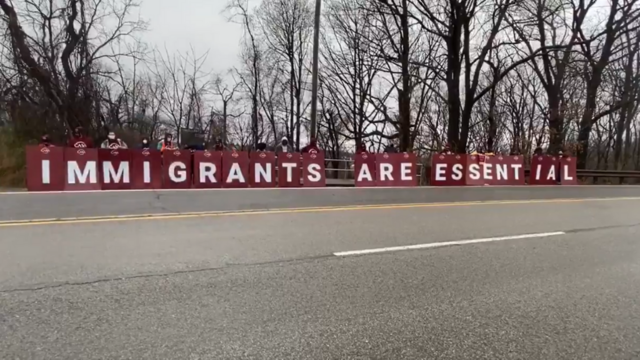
[322,158,640,185]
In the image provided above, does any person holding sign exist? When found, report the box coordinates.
[68,127,93,148]
[275,137,292,154]
[440,143,453,155]
[301,137,320,154]
[39,133,55,148]
[139,137,151,149]
[157,133,177,152]
[355,143,368,155]
[101,131,128,149]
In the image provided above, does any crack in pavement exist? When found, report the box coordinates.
[1,222,639,294]
[0,254,334,294]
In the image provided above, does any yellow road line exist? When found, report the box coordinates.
[1,196,639,228]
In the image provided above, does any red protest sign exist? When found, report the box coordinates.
[250,151,276,188]
[26,145,65,191]
[162,149,192,189]
[559,157,578,185]
[98,149,132,190]
[193,151,222,188]
[530,156,559,185]
[64,147,100,191]
[486,155,525,186]
[277,152,301,187]
[302,151,326,187]
[375,153,417,187]
[430,154,466,186]
[131,149,162,189]
[375,153,397,187]
[465,155,487,186]
[222,151,250,188]
[354,152,376,187]
[396,152,417,187]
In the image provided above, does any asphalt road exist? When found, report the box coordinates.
[2,185,640,221]
[1,196,640,359]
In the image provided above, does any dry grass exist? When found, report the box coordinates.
[0,129,27,187]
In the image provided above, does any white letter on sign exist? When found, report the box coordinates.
[511,164,522,180]
[254,163,272,183]
[535,164,542,180]
[226,163,245,183]
[496,164,507,180]
[199,162,217,183]
[281,162,297,182]
[307,164,322,182]
[400,163,412,181]
[143,161,151,183]
[67,161,97,184]
[103,162,130,183]
[451,164,463,180]
[546,166,556,180]
[168,162,186,182]
[563,165,574,181]
[482,163,493,180]
[435,163,447,181]
[380,163,393,181]
[468,164,480,180]
[356,164,373,182]
[42,160,50,184]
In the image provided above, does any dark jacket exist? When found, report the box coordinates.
[383,145,397,153]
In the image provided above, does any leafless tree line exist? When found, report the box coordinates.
[2,0,640,173]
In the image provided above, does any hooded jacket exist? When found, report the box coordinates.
[275,137,292,154]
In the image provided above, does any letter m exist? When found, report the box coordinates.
[103,162,130,183]
[67,161,97,184]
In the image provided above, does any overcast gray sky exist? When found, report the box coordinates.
[139,0,245,74]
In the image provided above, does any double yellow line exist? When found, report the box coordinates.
[0,196,638,228]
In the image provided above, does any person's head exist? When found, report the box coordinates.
[73,127,83,137]
[107,131,116,140]
[558,150,564,156]
[281,137,288,146]
[215,138,222,145]
[257,142,267,151]
[534,147,542,155]
[142,137,149,145]
[359,142,366,150]
[165,133,172,142]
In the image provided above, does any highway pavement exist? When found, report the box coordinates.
[2,185,640,221]
[1,191,640,359]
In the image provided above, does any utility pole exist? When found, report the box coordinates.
[309,0,322,139]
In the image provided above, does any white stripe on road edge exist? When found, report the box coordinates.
[333,232,566,257]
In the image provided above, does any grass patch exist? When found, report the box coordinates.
[0,128,27,187]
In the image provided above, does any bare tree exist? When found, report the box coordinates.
[211,73,243,144]
[0,0,147,134]
[149,47,210,144]
[258,0,313,150]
